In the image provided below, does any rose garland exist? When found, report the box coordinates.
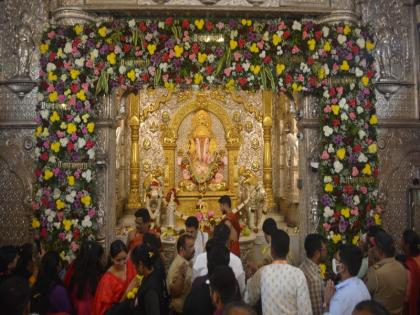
[35,17,378,260]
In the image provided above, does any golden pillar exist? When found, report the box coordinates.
[262,90,275,210]
[127,93,141,210]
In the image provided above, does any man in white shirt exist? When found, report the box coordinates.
[185,216,208,261]
[245,229,312,315]
[192,223,246,296]
[323,244,370,315]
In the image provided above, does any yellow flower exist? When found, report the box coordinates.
[307,39,316,51]
[318,68,326,80]
[74,24,83,35]
[292,82,302,92]
[323,41,331,52]
[374,213,382,225]
[81,195,92,206]
[272,34,281,46]
[225,79,235,90]
[82,113,90,123]
[67,123,77,134]
[366,40,375,51]
[352,235,360,245]
[198,52,207,64]
[63,219,72,231]
[194,73,203,85]
[241,19,247,26]
[319,263,327,279]
[332,234,342,244]
[194,19,205,30]
[35,126,42,137]
[174,45,184,58]
[164,81,174,90]
[324,183,333,192]
[127,69,136,82]
[147,44,156,55]
[39,43,49,54]
[57,48,64,58]
[87,122,95,133]
[250,43,259,53]
[246,19,252,26]
[368,143,377,154]
[44,169,54,180]
[56,199,65,210]
[229,39,238,50]
[341,208,350,219]
[67,176,75,186]
[107,52,116,65]
[60,122,67,130]
[343,25,352,35]
[250,65,261,75]
[41,128,49,137]
[32,218,41,229]
[369,115,378,125]
[70,69,80,80]
[340,60,350,71]
[48,72,57,81]
[362,163,372,176]
[50,111,60,123]
[276,64,285,75]
[361,76,369,86]
[98,26,108,37]
[76,89,86,101]
[336,148,346,160]
[51,142,60,153]
[331,104,340,115]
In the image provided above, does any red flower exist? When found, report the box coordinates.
[307,57,314,65]
[238,77,248,86]
[352,45,360,55]
[352,144,362,153]
[235,63,244,73]
[363,100,372,110]
[333,176,340,185]
[283,31,290,39]
[41,197,49,207]
[175,76,183,84]
[343,184,354,195]
[141,73,150,82]
[117,75,125,85]
[315,31,322,40]
[332,119,340,127]
[35,169,42,178]
[308,76,317,87]
[71,83,79,93]
[192,43,200,54]
[49,52,56,62]
[367,70,374,79]
[73,228,80,240]
[373,167,379,177]
[182,19,190,29]
[139,21,147,32]
[86,139,94,149]
[284,74,293,84]
[348,98,356,107]
[72,38,81,48]
[329,87,336,97]
[67,142,74,152]
[263,56,272,64]
[123,44,131,53]
[40,152,49,161]
[165,17,174,26]
[238,39,246,49]
[162,52,170,62]
[40,228,47,238]
[206,21,214,31]
[205,66,214,75]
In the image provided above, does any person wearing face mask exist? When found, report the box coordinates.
[323,244,370,315]
[300,234,327,315]
[366,231,407,315]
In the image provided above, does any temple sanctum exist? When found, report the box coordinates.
[0,0,420,267]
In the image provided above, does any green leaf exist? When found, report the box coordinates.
[154,68,162,86]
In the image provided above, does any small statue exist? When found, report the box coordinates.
[16,12,34,77]
[165,188,178,227]
[143,167,164,227]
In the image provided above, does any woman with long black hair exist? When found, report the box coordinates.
[65,240,104,315]
[30,251,73,315]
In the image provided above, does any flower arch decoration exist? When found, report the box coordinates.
[34,17,379,261]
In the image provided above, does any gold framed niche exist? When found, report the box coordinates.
[160,92,242,218]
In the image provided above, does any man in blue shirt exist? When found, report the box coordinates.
[323,244,370,315]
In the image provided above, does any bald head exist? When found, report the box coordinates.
[223,301,257,315]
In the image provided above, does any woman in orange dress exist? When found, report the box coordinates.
[92,240,137,315]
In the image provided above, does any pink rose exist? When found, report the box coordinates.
[56,212,64,221]
[336,87,343,95]
[189,53,196,61]
[68,97,76,106]
[169,49,176,59]
[53,168,60,176]
[47,84,55,93]
[48,31,56,39]
[59,232,66,241]
[324,106,331,113]
[349,112,356,120]
[71,133,78,142]
[323,223,331,232]
[224,68,232,77]
[82,83,89,92]
[352,167,359,177]
[58,94,66,103]
[291,45,300,54]
[257,40,264,50]
[360,186,368,194]
[321,151,330,160]
[88,209,96,218]
[70,242,79,252]
[233,51,242,62]
[351,207,359,216]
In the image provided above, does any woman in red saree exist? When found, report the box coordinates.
[219,195,241,258]
[402,229,420,315]
[92,240,137,315]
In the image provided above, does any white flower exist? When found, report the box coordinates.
[276,46,283,56]
[82,215,92,228]
[353,195,360,205]
[242,62,250,72]
[262,31,269,41]
[64,42,72,54]
[74,115,81,124]
[128,19,136,28]
[48,155,57,164]
[337,34,347,45]
[323,126,334,137]
[230,30,238,39]
[60,138,69,147]
[292,21,302,31]
[328,144,335,153]
[53,222,61,229]
[37,93,44,102]
[45,209,51,216]
[107,67,114,74]
[354,28,361,36]
[159,63,168,72]
[334,160,343,173]
[322,26,330,37]
[324,176,332,183]
[81,35,88,44]
[53,188,61,200]
[358,129,367,139]
[207,54,215,63]
[323,63,330,76]
[40,109,49,120]
[75,57,85,68]
[323,88,330,99]
[339,97,347,107]
[356,106,364,114]
[355,67,363,77]
[184,42,190,50]
[323,206,334,218]
[66,232,73,242]
[35,147,41,157]
[46,63,56,72]
[77,138,86,149]
[358,153,368,163]
[350,83,356,90]
[90,49,99,60]
[259,50,266,59]
[114,45,122,54]
[300,62,310,74]
[356,38,365,49]
[158,21,165,29]
[119,65,127,74]
[341,113,348,121]
[82,169,92,183]
[87,148,95,159]
[66,193,75,203]
[60,74,67,81]
[207,76,215,83]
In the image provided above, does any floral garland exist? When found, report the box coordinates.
[35,17,379,260]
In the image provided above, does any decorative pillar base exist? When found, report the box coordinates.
[52,6,96,25]
[317,10,359,25]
